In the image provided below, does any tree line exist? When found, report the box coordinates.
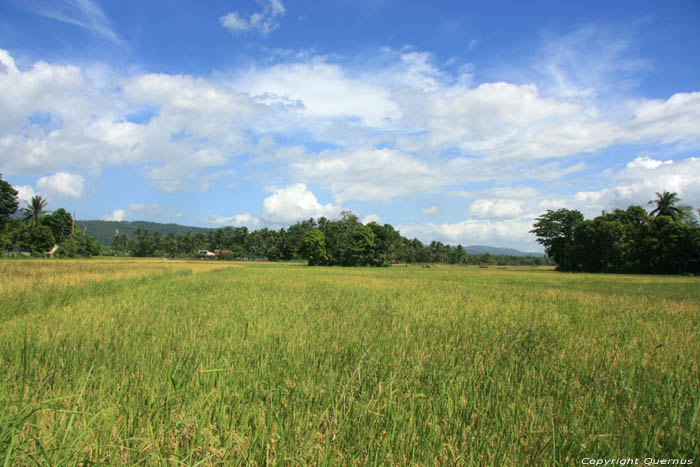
[531,191,700,274]
[108,211,550,266]
[0,175,101,257]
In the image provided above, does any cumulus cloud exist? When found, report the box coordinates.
[236,61,400,128]
[128,203,162,217]
[220,0,286,36]
[626,156,673,169]
[1,42,700,233]
[100,204,165,222]
[0,50,19,74]
[612,156,700,207]
[204,213,261,227]
[469,199,523,219]
[36,172,85,199]
[102,209,125,221]
[291,147,441,203]
[501,156,700,222]
[0,50,263,191]
[261,184,341,224]
[421,206,439,215]
[15,185,37,205]
[362,214,381,224]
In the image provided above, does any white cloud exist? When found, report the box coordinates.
[28,0,121,44]
[613,156,700,207]
[102,209,125,221]
[15,185,37,205]
[362,214,381,225]
[236,61,400,128]
[220,0,286,36]
[261,184,341,224]
[624,92,700,145]
[0,50,18,74]
[533,24,652,99]
[517,156,700,221]
[128,203,162,218]
[36,172,85,199]
[421,206,439,215]
[1,45,700,216]
[469,199,523,219]
[291,147,440,203]
[203,213,261,228]
[99,204,166,222]
[626,156,673,169]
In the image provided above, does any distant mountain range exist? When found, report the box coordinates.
[463,245,544,258]
[77,220,544,257]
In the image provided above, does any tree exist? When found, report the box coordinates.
[22,195,49,227]
[43,208,73,243]
[300,230,329,266]
[677,205,700,228]
[530,209,584,270]
[25,225,55,253]
[0,174,19,230]
[573,217,623,272]
[367,222,401,266]
[648,190,682,220]
[112,233,130,256]
[57,231,101,257]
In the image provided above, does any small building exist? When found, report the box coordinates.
[198,249,216,259]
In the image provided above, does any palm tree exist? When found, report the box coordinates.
[648,190,682,220]
[22,195,49,227]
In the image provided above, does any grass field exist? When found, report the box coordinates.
[1,258,698,465]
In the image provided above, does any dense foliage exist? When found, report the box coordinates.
[107,210,550,266]
[77,220,216,245]
[532,197,700,274]
[0,175,101,257]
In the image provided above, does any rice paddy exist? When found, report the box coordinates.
[1,258,698,465]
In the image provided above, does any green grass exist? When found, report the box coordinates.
[1,259,698,465]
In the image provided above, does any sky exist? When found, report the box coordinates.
[1,0,699,252]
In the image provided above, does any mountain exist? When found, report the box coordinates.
[76,220,215,246]
[465,245,544,257]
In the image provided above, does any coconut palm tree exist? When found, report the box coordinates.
[22,195,49,227]
[648,190,682,220]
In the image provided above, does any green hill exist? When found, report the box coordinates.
[76,220,215,246]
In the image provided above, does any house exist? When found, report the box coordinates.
[213,249,233,255]
[198,249,216,259]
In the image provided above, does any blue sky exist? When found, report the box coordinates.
[1,0,699,251]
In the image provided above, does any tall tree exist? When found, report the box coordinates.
[43,208,73,243]
[530,209,584,271]
[300,230,329,266]
[0,174,19,229]
[677,205,700,228]
[22,195,49,227]
[648,190,682,220]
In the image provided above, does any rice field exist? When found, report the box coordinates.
[1,258,698,465]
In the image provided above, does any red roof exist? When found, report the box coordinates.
[213,249,233,254]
